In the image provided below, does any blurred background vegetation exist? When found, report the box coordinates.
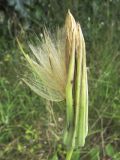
[0,0,120,159]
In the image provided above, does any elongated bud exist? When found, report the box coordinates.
[64,11,88,150]
[75,23,88,147]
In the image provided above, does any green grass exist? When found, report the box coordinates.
[0,1,120,159]
[0,30,119,160]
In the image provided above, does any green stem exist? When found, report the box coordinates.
[66,148,74,160]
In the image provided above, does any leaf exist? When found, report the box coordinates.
[89,146,100,160]
[105,144,115,157]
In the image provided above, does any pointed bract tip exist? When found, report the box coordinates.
[65,10,76,31]
[67,9,71,15]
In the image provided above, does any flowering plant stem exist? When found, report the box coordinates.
[66,148,74,160]
[17,10,88,160]
[64,12,88,160]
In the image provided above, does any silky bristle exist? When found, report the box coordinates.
[22,28,67,101]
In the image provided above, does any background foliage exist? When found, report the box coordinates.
[0,0,120,159]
